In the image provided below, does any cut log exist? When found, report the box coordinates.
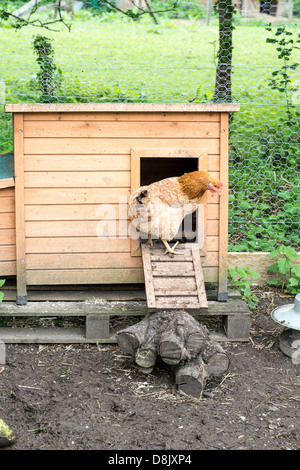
[203,341,230,378]
[117,310,173,373]
[117,310,230,396]
[174,342,229,398]
[116,315,150,356]
[175,356,207,398]
[117,310,210,366]
[159,313,209,365]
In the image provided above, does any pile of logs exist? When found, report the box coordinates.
[117,311,229,398]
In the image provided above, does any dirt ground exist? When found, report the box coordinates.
[0,286,299,452]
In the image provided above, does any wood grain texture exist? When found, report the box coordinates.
[0,245,16,261]
[0,229,16,245]
[6,103,240,113]
[25,204,128,221]
[141,243,208,310]
[0,178,14,189]
[26,268,145,285]
[24,155,130,172]
[25,237,131,254]
[26,252,143,270]
[24,138,220,155]
[24,120,220,139]
[25,220,131,237]
[0,188,14,197]
[23,112,221,122]
[0,196,15,213]
[0,213,15,229]
[24,171,130,188]
[25,188,131,204]
[218,113,229,299]
[13,113,27,300]
[0,261,16,276]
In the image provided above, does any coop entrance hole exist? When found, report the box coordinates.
[140,157,199,244]
[140,157,198,186]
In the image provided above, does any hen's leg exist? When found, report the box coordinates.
[147,233,153,246]
[162,239,183,255]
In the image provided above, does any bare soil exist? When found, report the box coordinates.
[0,287,299,451]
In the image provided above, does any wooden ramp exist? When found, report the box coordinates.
[141,242,208,311]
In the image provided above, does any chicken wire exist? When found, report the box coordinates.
[0,0,299,259]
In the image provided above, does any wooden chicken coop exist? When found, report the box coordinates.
[0,103,250,343]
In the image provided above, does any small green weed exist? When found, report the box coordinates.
[267,246,300,294]
[0,279,6,327]
[0,279,5,303]
[27,423,47,434]
[228,266,260,309]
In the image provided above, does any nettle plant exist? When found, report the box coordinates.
[228,266,260,309]
[267,246,300,295]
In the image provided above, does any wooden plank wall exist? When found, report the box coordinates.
[20,111,222,285]
[0,187,16,276]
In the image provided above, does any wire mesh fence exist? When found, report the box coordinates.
[0,0,299,262]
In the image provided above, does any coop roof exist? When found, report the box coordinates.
[0,153,14,189]
[5,103,240,113]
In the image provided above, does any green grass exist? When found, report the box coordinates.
[1,15,299,104]
[0,14,299,251]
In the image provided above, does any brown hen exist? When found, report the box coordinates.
[128,170,223,254]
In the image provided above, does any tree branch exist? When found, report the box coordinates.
[1,0,179,31]
[101,0,179,22]
[1,0,71,31]
[142,0,158,24]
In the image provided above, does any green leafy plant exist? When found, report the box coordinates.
[228,266,260,309]
[267,246,300,294]
[32,34,63,103]
[265,24,300,115]
[0,280,6,327]
[0,279,5,302]
[228,164,300,253]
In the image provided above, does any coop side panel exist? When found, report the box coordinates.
[0,187,16,276]
[23,111,220,285]
[218,113,229,299]
[14,113,27,302]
